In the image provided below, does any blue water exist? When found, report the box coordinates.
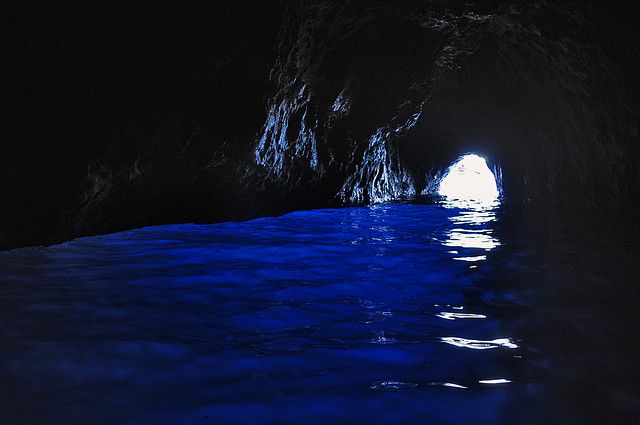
[1,202,638,424]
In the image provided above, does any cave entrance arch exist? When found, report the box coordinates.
[437,154,501,208]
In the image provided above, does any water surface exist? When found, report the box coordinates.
[1,202,637,424]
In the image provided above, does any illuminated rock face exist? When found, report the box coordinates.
[2,1,639,249]
[249,1,639,211]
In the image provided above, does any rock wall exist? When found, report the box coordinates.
[2,1,639,249]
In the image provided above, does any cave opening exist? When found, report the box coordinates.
[437,153,501,208]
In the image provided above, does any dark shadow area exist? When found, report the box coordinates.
[2,0,639,249]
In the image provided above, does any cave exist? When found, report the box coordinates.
[434,154,501,202]
[2,1,640,424]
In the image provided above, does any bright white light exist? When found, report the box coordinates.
[428,382,468,389]
[436,312,487,320]
[478,379,512,385]
[444,229,500,250]
[438,154,499,203]
[440,337,518,350]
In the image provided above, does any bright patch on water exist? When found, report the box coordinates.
[429,382,468,389]
[440,337,519,350]
[436,312,487,320]
[479,379,512,385]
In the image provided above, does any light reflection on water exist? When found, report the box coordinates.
[0,201,522,424]
[440,337,519,350]
[436,312,487,320]
[440,197,501,263]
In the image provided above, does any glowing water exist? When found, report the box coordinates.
[2,198,637,424]
[0,202,510,424]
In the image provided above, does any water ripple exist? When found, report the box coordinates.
[479,379,512,385]
[436,312,487,320]
[440,337,518,350]
[428,382,468,389]
[370,381,419,391]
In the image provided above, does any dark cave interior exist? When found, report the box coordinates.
[3,0,639,249]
